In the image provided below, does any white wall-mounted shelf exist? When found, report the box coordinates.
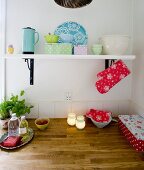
[4,54,136,60]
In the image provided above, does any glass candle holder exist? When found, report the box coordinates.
[67,113,76,126]
[76,115,85,130]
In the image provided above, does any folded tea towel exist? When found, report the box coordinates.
[86,109,112,123]
[96,60,131,94]
[0,136,21,147]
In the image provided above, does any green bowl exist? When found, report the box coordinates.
[35,118,50,130]
[44,35,59,43]
[92,47,102,55]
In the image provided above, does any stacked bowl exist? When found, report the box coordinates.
[100,35,130,55]
[92,44,102,55]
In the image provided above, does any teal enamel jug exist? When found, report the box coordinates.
[22,27,39,54]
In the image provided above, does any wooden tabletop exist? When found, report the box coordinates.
[0,118,144,170]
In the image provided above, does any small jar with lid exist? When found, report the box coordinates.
[67,113,76,126]
[76,115,85,130]
[7,44,14,54]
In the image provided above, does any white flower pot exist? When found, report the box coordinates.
[0,118,10,129]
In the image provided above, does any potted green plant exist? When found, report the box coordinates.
[0,100,12,129]
[9,90,33,118]
[0,90,33,129]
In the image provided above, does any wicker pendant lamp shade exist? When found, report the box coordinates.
[54,0,93,8]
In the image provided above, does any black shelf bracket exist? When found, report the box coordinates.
[24,59,34,85]
[105,59,116,69]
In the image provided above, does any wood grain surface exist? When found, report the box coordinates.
[0,118,144,170]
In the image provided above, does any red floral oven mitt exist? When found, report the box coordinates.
[96,60,131,94]
[0,136,21,147]
[86,109,112,123]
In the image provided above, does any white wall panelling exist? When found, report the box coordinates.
[26,100,131,118]
[130,101,144,117]
[0,0,6,101]
[54,102,72,118]
[38,102,55,118]
[132,0,144,115]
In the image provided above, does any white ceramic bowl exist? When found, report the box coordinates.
[91,117,112,128]
[100,35,130,55]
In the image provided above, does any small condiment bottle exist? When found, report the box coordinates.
[76,115,85,130]
[19,116,28,136]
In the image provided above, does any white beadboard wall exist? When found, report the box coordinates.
[131,0,144,116]
[6,0,134,118]
[26,100,131,118]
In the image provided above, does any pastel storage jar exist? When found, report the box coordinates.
[74,45,87,55]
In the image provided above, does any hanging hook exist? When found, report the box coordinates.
[24,58,34,85]
[25,59,31,70]
[105,59,116,69]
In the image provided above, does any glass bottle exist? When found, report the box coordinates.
[19,116,28,136]
[8,113,20,136]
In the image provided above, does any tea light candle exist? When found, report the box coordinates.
[76,115,85,130]
[67,113,76,126]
